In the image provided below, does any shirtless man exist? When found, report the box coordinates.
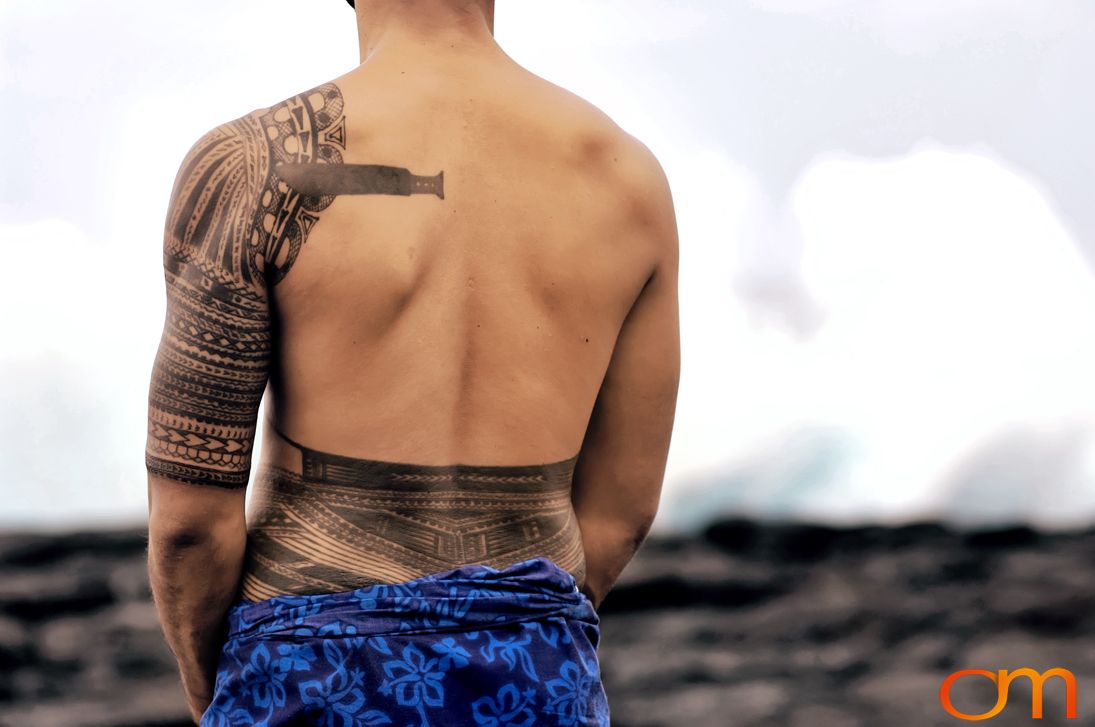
[145,0,679,723]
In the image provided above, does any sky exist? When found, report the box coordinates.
[1,1,1094,532]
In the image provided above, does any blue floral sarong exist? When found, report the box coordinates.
[201,556,610,726]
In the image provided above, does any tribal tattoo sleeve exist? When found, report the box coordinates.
[145,83,444,489]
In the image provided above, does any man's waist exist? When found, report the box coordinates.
[226,555,596,642]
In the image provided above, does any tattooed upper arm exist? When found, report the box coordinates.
[144,116,271,489]
[144,82,444,489]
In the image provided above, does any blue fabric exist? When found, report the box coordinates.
[201,557,610,727]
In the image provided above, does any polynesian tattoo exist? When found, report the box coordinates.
[145,82,444,488]
[239,421,587,601]
[145,82,582,595]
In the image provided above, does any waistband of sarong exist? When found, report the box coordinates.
[225,556,597,642]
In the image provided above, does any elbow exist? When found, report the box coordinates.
[147,473,248,546]
[147,517,247,580]
[148,518,232,565]
[621,510,657,558]
[148,510,245,552]
[631,511,656,552]
[575,505,658,553]
[149,526,215,553]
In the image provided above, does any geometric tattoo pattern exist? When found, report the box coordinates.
[239,420,586,601]
[145,81,585,600]
[145,116,273,488]
[253,83,345,286]
[146,82,444,488]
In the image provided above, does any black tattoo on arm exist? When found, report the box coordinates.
[146,82,444,488]
[144,116,271,488]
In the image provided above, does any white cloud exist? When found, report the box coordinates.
[656,142,1095,530]
[0,220,160,528]
[0,220,162,365]
[795,141,1095,435]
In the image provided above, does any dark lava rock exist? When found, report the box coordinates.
[0,616,30,670]
[1,575,115,622]
[962,524,1041,549]
[0,530,147,568]
[1013,594,1095,635]
[769,523,846,561]
[601,573,789,614]
[702,517,761,553]
[884,521,957,548]
[3,518,1095,727]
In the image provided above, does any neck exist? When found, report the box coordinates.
[355,0,498,66]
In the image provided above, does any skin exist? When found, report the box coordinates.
[145,0,680,721]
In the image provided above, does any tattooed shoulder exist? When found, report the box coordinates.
[200,81,443,286]
[144,83,347,489]
[147,81,446,489]
[161,82,346,289]
[249,82,348,285]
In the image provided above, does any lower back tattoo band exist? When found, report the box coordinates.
[239,419,586,601]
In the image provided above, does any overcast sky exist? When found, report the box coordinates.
[2,1,1094,532]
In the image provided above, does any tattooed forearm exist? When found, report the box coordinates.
[239,420,586,601]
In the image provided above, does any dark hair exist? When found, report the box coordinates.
[346,0,355,8]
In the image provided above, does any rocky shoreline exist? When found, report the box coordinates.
[2,519,1092,726]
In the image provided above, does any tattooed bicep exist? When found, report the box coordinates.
[143,83,346,489]
[144,81,442,488]
[144,118,271,489]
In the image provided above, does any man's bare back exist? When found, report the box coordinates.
[145,6,678,720]
[146,28,679,609]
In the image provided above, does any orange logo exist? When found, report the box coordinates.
[939,668,1077,720]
